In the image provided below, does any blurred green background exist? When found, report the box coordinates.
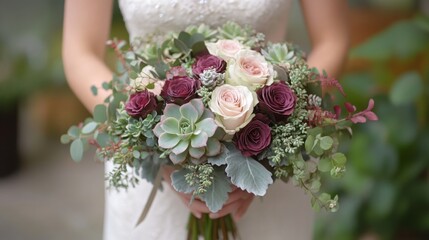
[0,0,428,239]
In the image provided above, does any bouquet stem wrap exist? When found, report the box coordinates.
[187,214,237,240]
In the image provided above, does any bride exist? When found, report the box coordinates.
[62,0,349,239]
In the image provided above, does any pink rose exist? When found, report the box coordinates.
[226,50,274,90]
[206,39,247,61]
[208,84,258,134]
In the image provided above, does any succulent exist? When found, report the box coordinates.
[153,99,222,164]
[199,69,225,90]
[262,43,296,66]
[185,24,218,40]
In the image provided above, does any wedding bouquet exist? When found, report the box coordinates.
[61,22,377,239]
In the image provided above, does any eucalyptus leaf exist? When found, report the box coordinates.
[60,134,71,144]
[305,135,315,153]
[91,85,98,96]
[67,126,80,138]
[201,168,232,212]
[70,139,84,162]
[93,104,107,123]
[225,146,273,196]
[81,122,98,135]
[96,132,110,147]
[332,153,347,166]
[320,136,334,150]
[102,82,110,90]
[318,157,331,172]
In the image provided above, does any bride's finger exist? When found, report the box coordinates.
[224,188,252,205]
[233,195,254,221]
[209,200,242,219]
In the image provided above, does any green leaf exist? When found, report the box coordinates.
[81,122,98,135]
[133,150,140,159]
[129,71,139,79]
[320,136,334,150]
[332,153,347,166]
[225,146,273,196]
[138,154,167,184]
[90,86,98,96]
[201,168,232,212]
[318,157,331,172]
[60,134,71,144]
[95,132,110,148]
[70,139,84,162]
[93,104,107,123]
[389,72,423,105]
[305,135,315,153]
[67,126,80,138]
[102,82,110,90]
[171,168,195,194]
[191,41,208,56]
[174,38,189,53]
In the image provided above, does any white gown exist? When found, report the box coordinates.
[104,0,315,239]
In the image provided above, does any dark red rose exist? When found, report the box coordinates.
[234,114,272,157]
[257,82,296,121]
[192,54,226,77]
[125,90,158,118]
[160,76,200,105]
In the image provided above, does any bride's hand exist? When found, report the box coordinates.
[162,166,254,221]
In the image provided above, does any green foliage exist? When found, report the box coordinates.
[315,14,429,240]
[389,71,424,105]
[201,167,232,212]
[225,145,273,196]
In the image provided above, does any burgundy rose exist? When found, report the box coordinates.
[160,76,201,105]
[257,81,296,121]
[192,54,226,77]
[234,114,272,157]
[125,90,158,118]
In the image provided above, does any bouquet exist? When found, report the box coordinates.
[61,22,377,239]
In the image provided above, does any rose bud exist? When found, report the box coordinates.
[192,54,226,77]
[257,81,296,121]
[125,90,158,118]
[234,114,272,157]
[160,76,201,105]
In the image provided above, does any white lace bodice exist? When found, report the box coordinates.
[118,0,293,42]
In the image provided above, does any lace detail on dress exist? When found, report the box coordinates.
[118,0,292,42]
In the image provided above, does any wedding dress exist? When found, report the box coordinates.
[104,0,315,239]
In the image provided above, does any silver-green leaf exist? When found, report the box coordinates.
[70,139,84,162]
[201,168,231,212]
[171,168,195,194]
[225,146,273,196]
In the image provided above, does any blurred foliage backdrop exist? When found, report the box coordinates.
[0,0,428,239]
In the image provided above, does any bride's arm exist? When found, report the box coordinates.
[300,0,350,77]
[62,0,114,112]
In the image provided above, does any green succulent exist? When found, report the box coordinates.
[262,43,296,66]
[153,99,222,164]
[185,24,218,40]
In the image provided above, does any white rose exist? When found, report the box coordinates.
[225,50,274,90]
[206,39,247,61]
[131,66,164,95]
[209,84,258,135]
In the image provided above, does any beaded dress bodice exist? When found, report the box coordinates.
[118,0,292,42]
